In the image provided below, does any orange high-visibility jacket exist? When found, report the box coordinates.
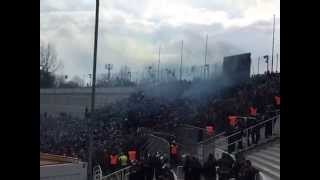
[228,116,238,126]
[275,96,280,105]
[249,107,257,116]
[128,151,137,161]
[110,155,118,165]
[206,126,214,135]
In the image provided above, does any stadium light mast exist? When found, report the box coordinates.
[158,46,160,82]
[204,34,208,80]
[271,14,275,73]
[88,0,99,179]
[180,40,183,81]
[276,53,279,72]
[258,57,260,74]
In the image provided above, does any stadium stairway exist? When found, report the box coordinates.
[246,139,280,180]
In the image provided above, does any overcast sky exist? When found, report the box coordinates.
[40,0,280,82]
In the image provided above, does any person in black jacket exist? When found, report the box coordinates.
[217,153,234,180]
[143,157,153,180]
[238,160,259,180]
[202,154,217,180]
[183,156,192,180]
[231,153,245,179]
[190,157,201,180]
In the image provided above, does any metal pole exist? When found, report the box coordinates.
[204,34,208,80]
[180,40,183,81]
[258,57,260,74]
[271,14,275,73]
[88,0,99,179]
[252,60,255,75]
[158,47,161,83]
[276,53,279,72]
[266,56,269,73]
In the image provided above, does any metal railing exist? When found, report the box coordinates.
[93,165,103,180]
[215,115,280,154]
[101,166,132,180]
[176,166,184,180]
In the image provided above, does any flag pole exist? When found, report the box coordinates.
[271,14,276,73]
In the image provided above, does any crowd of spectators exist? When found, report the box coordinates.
[40,72,279,176]
[182,153,259,180]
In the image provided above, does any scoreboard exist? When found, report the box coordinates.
[222,53,251,84]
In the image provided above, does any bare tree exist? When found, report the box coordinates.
[119,65,130,81]
[96,73,109,87]
[71,75,85,87]
[40,41,62,73]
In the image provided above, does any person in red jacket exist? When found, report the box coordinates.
[170,141,178,167]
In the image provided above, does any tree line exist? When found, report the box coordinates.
[40,41,136,88]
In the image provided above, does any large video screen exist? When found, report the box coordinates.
[223,53,251,84]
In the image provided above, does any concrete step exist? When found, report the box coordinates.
[247,155,280,171]
[260,170,279,180]
[259,149,280,159]
[252,153,280,165]
[266,146,280,153]
[249,158,280,180]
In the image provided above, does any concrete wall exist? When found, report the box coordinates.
[40,162,87,180]
[40,87,137,118]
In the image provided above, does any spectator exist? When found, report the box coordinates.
[119,152,128,167]
[183,156,192,180]
[202,154,217,180]
[238,160,259,180]
[217,153,234,180]
[190,157,201,180]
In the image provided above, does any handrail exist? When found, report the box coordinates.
[222,115,279,140]
[215,147,235,160]
[150,131,176,138]
[179,124,205,131]
[149,134,171,148]
[102,165,131,179]
[215,115,280,153]
[198,131,226,144]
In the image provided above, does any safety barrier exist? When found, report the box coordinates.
[139,129,171,160]
[100,166,132,180]
[215,114,280,154]
[176,166,184,180]
[93,166,103,180]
